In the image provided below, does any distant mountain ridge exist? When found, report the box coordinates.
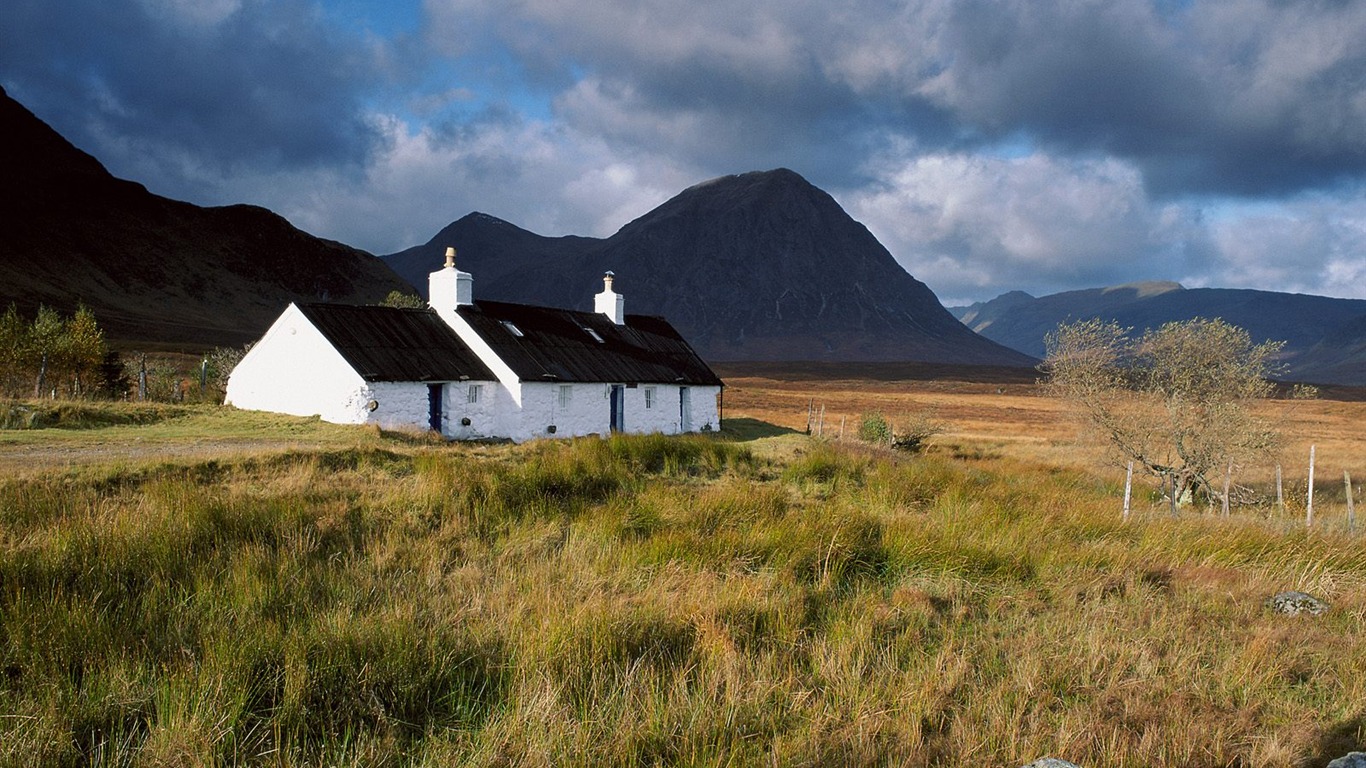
[0,86,411,347]
[950,283,1366,385]
[386,170,1036,366]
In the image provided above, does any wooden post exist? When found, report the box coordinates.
[1122,461,1133,522]
[838,415,845,441]
[1346,471,1356,533]
[817,404,825,437]
[138,354,148,402]
[1307,444,1316,529]
[1275,464,1284,515]
[806,399,813,435]
[1167,473,1178,518]
[1221,460,1232,518]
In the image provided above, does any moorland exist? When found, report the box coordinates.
[1,367,1364,767]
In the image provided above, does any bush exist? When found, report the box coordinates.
[889,413,943,454]
[857,412,892,445]
[857,411,942,452]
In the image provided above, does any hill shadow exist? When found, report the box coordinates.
[718,417,799,441]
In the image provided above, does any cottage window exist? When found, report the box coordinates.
[581,326,605,343]
[501,321,524,337]
[644,386,656,409]
[468,384,482,404]
[558,384,573,409]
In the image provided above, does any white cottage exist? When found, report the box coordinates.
[224,302,500,438]
[226,248,724,441]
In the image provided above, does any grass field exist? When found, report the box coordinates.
[1,374,1365,767]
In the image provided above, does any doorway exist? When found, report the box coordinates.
[609,385,625,432]
[427,384,443,433]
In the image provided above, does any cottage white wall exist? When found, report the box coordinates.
[226,305,373,424]
[505,381,606,442]
[355,381,431,431]
[683,385,722,433]
[621,384,723,435]
[492,381,723,442]
[442,380,503,439]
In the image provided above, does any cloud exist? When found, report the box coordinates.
[1202,196,1366,299]
[845,148,1366,304]
[0,0,389,199]
[844,150,1195,301]
[427,0,1366,199]
[5,0,1366,304]
[207,110,700,254]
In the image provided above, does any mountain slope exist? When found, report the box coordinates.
[0,86,412,347]
[953,283,1366,384]
[386,170,1035,366]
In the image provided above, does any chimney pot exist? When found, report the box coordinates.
[430,245,473,314]
[595,270,624,324]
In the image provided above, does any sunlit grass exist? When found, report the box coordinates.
[1,406,1364,766]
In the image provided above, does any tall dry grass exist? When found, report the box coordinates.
[0,431,1363,766]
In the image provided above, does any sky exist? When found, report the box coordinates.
[5,0,1366,306]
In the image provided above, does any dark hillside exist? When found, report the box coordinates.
[0,86,411,347]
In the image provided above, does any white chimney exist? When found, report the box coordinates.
[595,271,624,324]
[429,246,473,314]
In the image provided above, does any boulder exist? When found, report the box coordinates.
[1266,591,1330,616]
[1022,760,1083,768]
[1327,753,1366,768]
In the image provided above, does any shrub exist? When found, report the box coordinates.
[857,411,943,452]
[889,412,944,454]
[857,412,892,445]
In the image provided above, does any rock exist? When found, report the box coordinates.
[1327,752,1366,768]
[1022,760,1083,768]
[1266,591,1330,616]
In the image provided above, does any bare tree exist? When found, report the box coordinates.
[1044,318,1283,510]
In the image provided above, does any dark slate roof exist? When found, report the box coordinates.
[295,303,495,382]
[457,300,723,386]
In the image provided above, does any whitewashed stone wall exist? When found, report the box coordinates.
[226,305,372,424]
[510,381,609,442]
[442,380,502,439]
[355,381,431,431]
[497,381,722,442]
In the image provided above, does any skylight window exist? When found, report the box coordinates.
[582,326,605,343]
[501,321,524,337]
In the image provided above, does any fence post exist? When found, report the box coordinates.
[1275,464,1284,515]
[839,416,845,441]
[1221,460,1233,517]
[138,354,148,402]
[1307,444,1316,529]
[1346,471,1356,533]
[1123,461,1133,522]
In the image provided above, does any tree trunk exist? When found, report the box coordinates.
[33,352,47,399]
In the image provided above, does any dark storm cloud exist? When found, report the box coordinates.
[432,0,1366,200]
[920,0,1366,196]
[0,0,387,189]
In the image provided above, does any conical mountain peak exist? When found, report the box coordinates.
[386,170,1035,365]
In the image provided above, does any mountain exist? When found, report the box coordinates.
[0,86,411,348]
[950,282,1366,385]
[386,170,1035,366]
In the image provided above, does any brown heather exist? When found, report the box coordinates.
[0,396,1363,766]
